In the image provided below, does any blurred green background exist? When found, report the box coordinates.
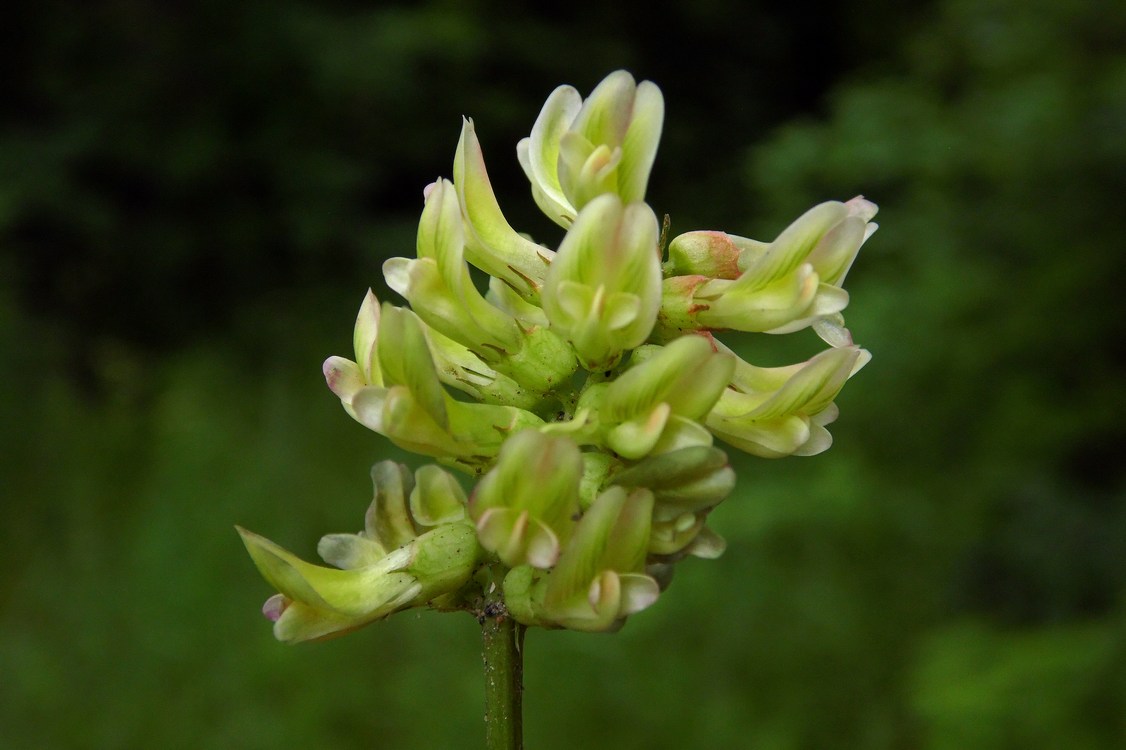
[3,0,1124,747]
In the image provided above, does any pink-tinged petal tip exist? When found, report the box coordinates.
[262,593,289,622]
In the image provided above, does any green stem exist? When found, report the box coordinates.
[481,600,525,750]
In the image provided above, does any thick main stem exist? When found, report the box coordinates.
[481,602,525,750]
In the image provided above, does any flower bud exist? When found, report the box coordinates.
[649,514,727,558]
[665,231,744,279]
[649,510,707,556]
[541,194,661,370]
[469,430,582,569]
[318,460,468,570]
[517,70,664,227]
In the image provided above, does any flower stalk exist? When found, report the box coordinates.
[480,566,525,750]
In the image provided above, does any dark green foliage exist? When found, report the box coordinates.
[2,0,1123,747]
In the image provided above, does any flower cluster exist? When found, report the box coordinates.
[239,70,875,642]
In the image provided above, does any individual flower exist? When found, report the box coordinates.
[706,344,870,458]
[385,179,524,358]
[333,302,543,474]
[596,334,734,459]
[237,461,480,643]
[384,178,577,397]
[517,70,664,227]
[540,193,662,370]
[504,486,659,632]
[657,197,878,340]
[469,430,582,569]
[323,288,539,411]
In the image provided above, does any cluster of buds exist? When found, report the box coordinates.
[240,70,875,642]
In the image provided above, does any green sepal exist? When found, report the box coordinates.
[420,323,543,410]
[443,398,545,473]
[654,275,711,339]
[406,522,481,598]
[502,564,554,628]
[489,325,578,396]
[579,451,614,509]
